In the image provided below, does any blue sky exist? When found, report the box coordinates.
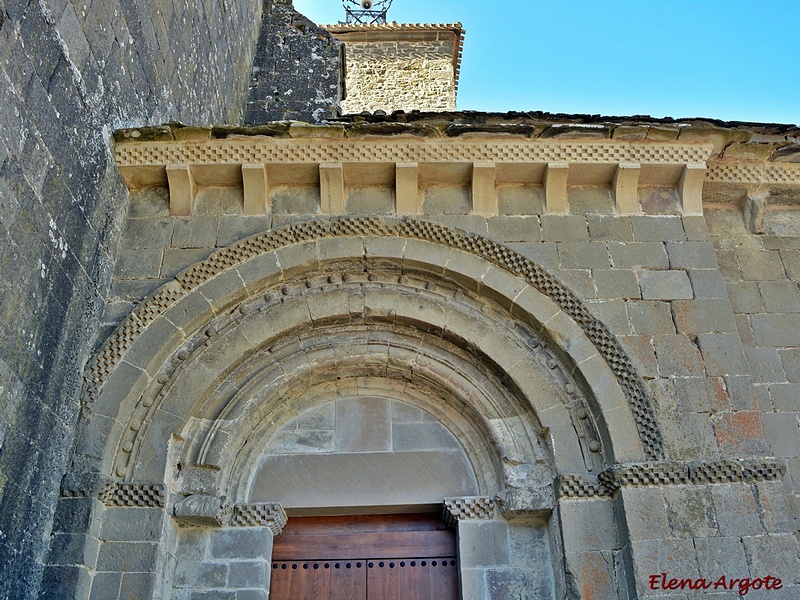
[293,0,799,125]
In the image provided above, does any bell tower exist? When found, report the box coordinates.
[342,0,394,24]
[326,3,464,113]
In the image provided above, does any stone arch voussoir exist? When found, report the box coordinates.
[79,216,664,489]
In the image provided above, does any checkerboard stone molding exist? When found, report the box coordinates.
[60,473,166,508]
[442,497,496,528]
[84,216,665,463]
[581,458,786,496]
[559,459,786,499]
[231,503,288,535]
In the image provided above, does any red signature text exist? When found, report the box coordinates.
[648,573,783,596]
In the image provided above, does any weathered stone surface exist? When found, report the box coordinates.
[0,0,265,595]
[639,270,693,300]
[245,3,341,123]
[751,314,800,347]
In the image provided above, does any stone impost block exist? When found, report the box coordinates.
[494,483,555,519]
[613,162,641,214]
[395,162,419,214]
[166,165,197,216]
[544,163,569,214]
[319,163,344,214]
[242,164,268,215]
[173,495,233,527]
[679,163,706,215]
[471,162,496,216]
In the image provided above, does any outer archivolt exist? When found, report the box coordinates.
[84,217,664,476]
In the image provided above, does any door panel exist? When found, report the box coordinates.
[270,514,458,600]
[367,558,458,600]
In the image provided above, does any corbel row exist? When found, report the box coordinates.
[160,160,706,217]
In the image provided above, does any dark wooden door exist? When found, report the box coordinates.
[270,514,458,600]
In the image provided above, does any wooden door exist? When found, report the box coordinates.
[270,514,458,600]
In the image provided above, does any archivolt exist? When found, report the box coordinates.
[79,217,664,486]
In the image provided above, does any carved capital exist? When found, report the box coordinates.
[173,495,233,527]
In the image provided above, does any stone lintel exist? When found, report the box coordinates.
[320,163,345,214]
[242,164,268,215]
[166,164,197,216]
[544,162,569,214]
[613,162,641,215]
[173,494,233,527]
[396,162,420,213]
[471,162,496,216]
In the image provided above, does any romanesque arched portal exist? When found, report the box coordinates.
[65,217,664,599]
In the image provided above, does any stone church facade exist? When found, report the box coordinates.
[0,1,798,599]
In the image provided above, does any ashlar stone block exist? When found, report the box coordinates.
[608,241,669,269]
[638,270,693,300]
[672,299,737,334]
[457,520,509,568]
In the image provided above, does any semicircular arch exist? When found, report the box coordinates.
[79,217,663,490]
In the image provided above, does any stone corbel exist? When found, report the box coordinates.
[166,164,197,216]
[544,162,569,214]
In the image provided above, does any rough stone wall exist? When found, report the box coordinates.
[340,40,456,114]
[244,0,341,124]
[0,1,263,598]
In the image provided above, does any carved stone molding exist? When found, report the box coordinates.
[442,497,495,528]
[231,503,288,535]
[559,458,786,500]
[97,482,166,508]
[84,217,665,465]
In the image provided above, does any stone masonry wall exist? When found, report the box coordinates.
[107,180,800,597]
[0,1,263,597]
[707,207,800,535]
[244,0,342,124]
[340,40,456,114]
